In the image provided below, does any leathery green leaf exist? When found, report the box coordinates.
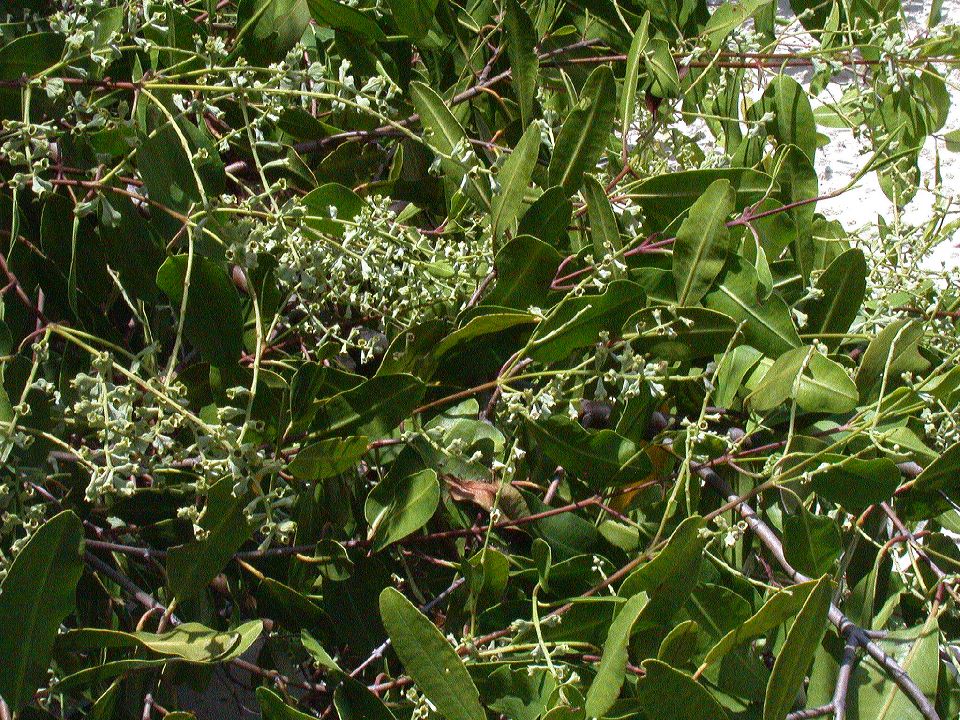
[0,511,84,712]
[635,659,729,719]
[548,65,616,194]
[672,178,736,306]
[379,587,485,720]
[584,592,648,717]
[491,123,541,241]
[365,469,440,551]
[763,574,833,720]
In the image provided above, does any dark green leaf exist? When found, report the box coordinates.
[379,587,485,720]
[0,511,83,712]
[548,66,616,194]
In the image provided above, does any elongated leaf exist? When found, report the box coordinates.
[747,346,858,414]
[673,179,736,305]
[704,259,801,357]
[288,436,369,481]
[849,617,939,719]
[492,124,541,240]
[635,659,729,719]
[584,592,648,717]
[809,455,901,512]
[633,168,772,233]
[58,621,263,664]
[548,65,616,193]
[527,415,652,489]
[763,574,833,720]
[804,247,866,348]
[898,441,960,520]
[258,687,317,720]
[307,0,386,40]
[167,479,252,602]
[704,0,771,48]
[235,0,310,65]
[621,16,650,146]
[620,516,707,625]
[856,319,928,397]
[387,0,439,39]
[379,587,485,720]
[530,280,645,363]
[628,306,739,360]
[365,469,440,551]
[410,81,488,206]
[302,631,399,719]
[583,174,622,258]
[0,511,84,712]
[784,507,840,578]
[504,0,538,126]
[704,580,818,667]
[484,235,562,310]
[314,374,425,439]
[517,186,572,247]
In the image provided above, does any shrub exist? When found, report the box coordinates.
[0,1,959,719]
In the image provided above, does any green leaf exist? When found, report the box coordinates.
[804,248,867,348]
[504,0,539,127]
[856,319,929,398]
[704,259,801,357]
[302,182,365,238]
[258,687,317,720]
[379,587,485,720]
[432,312,537,361]
[411,81,488,206]
[809,455,901,512]
[548,65,617,193]
[703,580,818,668]
[59,621,263,664]
[235,0,310,64]
[527,415,652,489]
[583,174,622,259]
[517,186,572,247]
[704,0,771,49]
[672,178,736,305]
[635,659,729,719]
[484,235,562,310]
[167,479,252,602]
[620,516,707,626]
[313,374,426,439]
[156,255,244,367]
[763,574,833,720]
[302,632,400,719]
[621,16,650,147]
[530,280,645,364]
[632,168,772,233]
[784,507,840,578]
[584,592,648,717]
[848,617,939,719]
[365,469,440,551]
[746,346,858,414]
[138,122,222,213]
[388,0,439,39]
[288,436,369,481]
[898,441,960,520]
[644,37,680,99]
[0,33,66,120]
[491,124,541,241]
[628,306,740,361]
[307,0,387,40]
[0,511,84,712]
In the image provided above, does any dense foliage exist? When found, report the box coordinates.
[2,0,960,718]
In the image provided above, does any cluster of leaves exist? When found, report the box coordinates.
[3,0,960,719]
